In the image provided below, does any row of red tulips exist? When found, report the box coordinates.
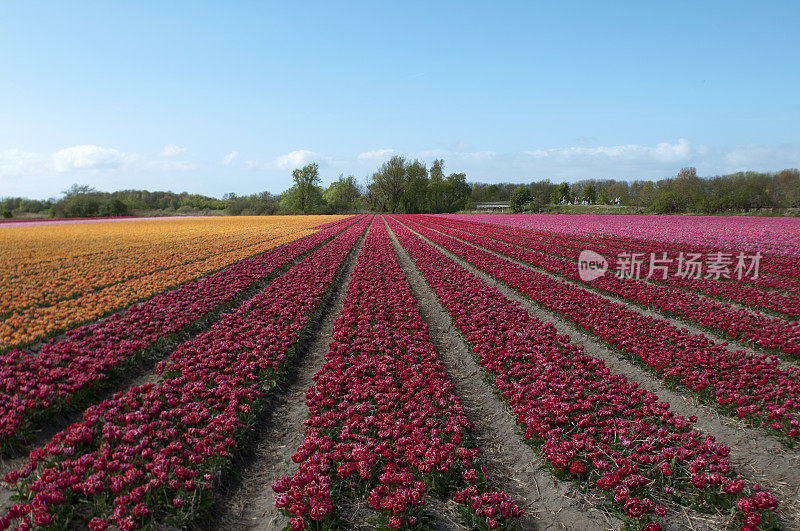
[0,217,371,530]
[424,216,800,316]
[0,216,364,454]
[388,216,779,530]
[274,219,521,530]
[412,217,800,359]
[394,216,800,444]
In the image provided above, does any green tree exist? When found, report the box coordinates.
[509,187,532,213]
[639,181,657,207]
[100,198,129,216]
[598,188,611,205]
[607,181,630,205]
[443,172,470,212]
[651,190,688,214]
[528,194,547,213]
[323,174,361,212]
[581,184,597,204]
[287,163,323,213]
[427,159,448,213]
[370,156,407,213]
[53,184,104,217]
[775,169,800,206]
[555,182,571,202]
[402,160,428,213]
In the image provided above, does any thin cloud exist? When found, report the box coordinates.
[160,144,186,156]
[357,149,395,162]
[2,140,798,200]
[274,150,330,169]
[0,149,46,176]
[222,151,240,165]
[52,145,129,172]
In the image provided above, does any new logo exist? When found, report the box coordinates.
[578,250,608,281]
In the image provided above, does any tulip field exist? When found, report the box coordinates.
[0,214,798,530]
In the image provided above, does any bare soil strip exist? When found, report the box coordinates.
[207,220,372,531]
[0,223,362,518]
[420,221,799,372]
[386,219,620,531]
[397,218,800,530]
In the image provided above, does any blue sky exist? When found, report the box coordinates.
[1,1,798,199]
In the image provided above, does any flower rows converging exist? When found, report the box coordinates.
[0,216,370,530]
[0,216,351,350]
[445,214,800,285]
[0,216,364,454]
[388,216,779,530]
[412,216,800,359]
[394,216,800,443]
[274,219,521,530]
[428,215,800,307]
[445,213,800,261]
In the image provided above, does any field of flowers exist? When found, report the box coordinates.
[0,216,347,350]
[0,213,797,530]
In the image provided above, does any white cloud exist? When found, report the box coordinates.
[521,139,693,163]
[222,151,240,165]
[53,145,128,172]
[160,144,186,156]
[408,139,800,181]
[417,148,496,161]
[274,149,329,169]
[2,140,799,200]
[357,149,395,162]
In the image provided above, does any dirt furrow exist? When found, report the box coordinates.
[419,221,799,371]
[397,218,800,530]
[387,219,620,531]
[207,220,371,531]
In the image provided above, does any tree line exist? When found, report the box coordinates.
[0,156,471,218]
[473,167,800,214]
[2,163,798,219]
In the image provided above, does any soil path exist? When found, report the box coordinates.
[208,221,371,531]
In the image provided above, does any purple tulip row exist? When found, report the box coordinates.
[273,219,521,530]
[0,216,371,530]
[427,215,800,310]
[394,216,800,444]
[0,216,366,454]
[388,216,779,531]
[412,216,800,359]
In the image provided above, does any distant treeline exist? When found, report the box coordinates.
[474,167,800,214]
[2,163,798,219]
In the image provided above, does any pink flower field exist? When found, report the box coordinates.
[444,214,800,258]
